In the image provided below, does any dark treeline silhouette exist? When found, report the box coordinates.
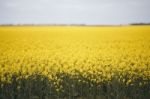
[130,23,150,25]
[0,23,150,26]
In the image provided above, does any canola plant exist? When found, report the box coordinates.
[0,26,150,99]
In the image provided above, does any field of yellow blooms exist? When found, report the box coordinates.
[0,26,150,99]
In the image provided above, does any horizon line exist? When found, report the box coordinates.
[0,22,150,26]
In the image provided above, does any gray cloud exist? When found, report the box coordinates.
[0,0,150,24]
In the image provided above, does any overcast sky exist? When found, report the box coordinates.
[0,0,150,25]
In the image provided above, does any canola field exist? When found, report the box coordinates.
[0,26,150,99]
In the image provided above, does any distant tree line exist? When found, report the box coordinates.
[130,23,150,25]
[0,23,150,26]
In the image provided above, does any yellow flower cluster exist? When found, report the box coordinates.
[0,26,150,97]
